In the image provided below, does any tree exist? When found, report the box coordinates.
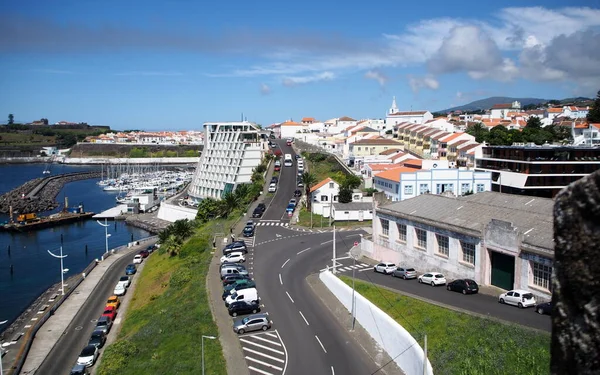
[172,219,194,240]
[220,192,241,218]
[301,172,318,210]
[8,113,14,125]
[341,174,361,190]
[526,116,542,129]
[234,183,250,203]
[466,122,489,143]
[338,187,353,203]
[587,90,600,123]
[487,125,512,145]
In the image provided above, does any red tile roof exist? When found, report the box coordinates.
[352,138,401,146]
[379,148,403,155]
[310,177,339,193]
[374,167,417,183]
[390,111,428,116]
[338,116,356,122]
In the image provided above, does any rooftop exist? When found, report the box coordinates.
[352,138,402,146]
[333,202,372,211]
[374,167,418,182]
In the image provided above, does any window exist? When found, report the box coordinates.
[329,183,334,188]
[397,223,407,242]
[532,262,552,290]
[436,183,454,194]
[404,185,414,194]
[415,228,427,249]
[461,183,470,194]
[460,241,475,264]
[476,184,485,192]
[436,234,449,256]
[419,184,429,194]
[380,219,389,236]
[321,195,328,201]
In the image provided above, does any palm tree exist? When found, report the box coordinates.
[234,184,250,203]
[172,219,194,241]
[221,192,241,217]
[301,172,318,210]
[163,234,182,257]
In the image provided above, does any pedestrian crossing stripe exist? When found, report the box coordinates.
[256,222,289,227]
[338,264,371,272]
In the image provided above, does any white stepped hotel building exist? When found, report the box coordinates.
[188,121,264,201]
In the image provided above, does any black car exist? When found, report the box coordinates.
[535,301,552,315]
[252,203,266,218]
[295,154,301,159]
[446,279,479,295]
[222,274,251,286]
[243,226,255,237]
[228,300,261,317]
[88,330,106,348]
[294,189,302,197]
[70,364,89,375]
[271,176,278,184]
[222,281,257,300]
[223,241,248,255]
[220,262,247,272]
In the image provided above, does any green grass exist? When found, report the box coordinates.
[305,155,344,182]
[296,208,372,228]
[339,276,550,375]
[97,220,231,375]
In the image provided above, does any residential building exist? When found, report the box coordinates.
[386,96,433,126]
[572,122,600,146]
[373,167,491,201]
[490,101,521,119]
[365,192,554,302]
[279,120,308,138]
[188,121,264,201]
[475,145,600,198]
[560,106,589,119]
[310,177,340,218]
[332,202,373,222]
[349,138,403,158]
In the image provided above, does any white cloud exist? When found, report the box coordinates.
[281,72,335,87]
[260,83,271,95]
[408,75,439,93]
[365,69,388,86]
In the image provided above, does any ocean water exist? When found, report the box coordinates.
[0,164,150,328]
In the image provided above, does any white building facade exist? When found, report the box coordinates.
[188,121,264,201]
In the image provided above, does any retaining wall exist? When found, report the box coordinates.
[319,270,433,375]
[156,201,198,222]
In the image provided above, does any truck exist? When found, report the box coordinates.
[17,213,39,223]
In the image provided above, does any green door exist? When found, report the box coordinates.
[491,251,515,290]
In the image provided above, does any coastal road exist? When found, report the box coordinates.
[35,248,147,374]
[261,139,297,222]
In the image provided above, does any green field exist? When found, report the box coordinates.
[339,276,551,375]
[97,221,230,375]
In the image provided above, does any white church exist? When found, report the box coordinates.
[385,96,433,127]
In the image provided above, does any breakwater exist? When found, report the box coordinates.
[0,171,101,214]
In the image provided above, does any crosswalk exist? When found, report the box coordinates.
[334,263,372,273]
[240,330,287,375]
[256,222,289,227]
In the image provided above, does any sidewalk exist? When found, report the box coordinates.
[18,239,154,374]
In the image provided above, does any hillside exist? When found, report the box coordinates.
[438,97,548,113]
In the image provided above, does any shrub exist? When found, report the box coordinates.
[98,340,140,375]
[169,266,192,288]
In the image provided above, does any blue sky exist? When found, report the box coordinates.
[1,1,599,130]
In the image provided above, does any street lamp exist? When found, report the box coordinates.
[201,335,217,375]
[47,246,68,295]
[96,218,111,254]
[0,319,7,375]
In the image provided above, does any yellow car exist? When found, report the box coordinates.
[106,295,121,310]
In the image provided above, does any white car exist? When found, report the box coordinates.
[117,275,131,288]
[498,289,537,308]
[268,183,277,193]
[418,272,447,286]
[133,254,143,264]
[77,344,99,367]
[114,283,127,296]
[220,251,246,264]
[373,262,396,274]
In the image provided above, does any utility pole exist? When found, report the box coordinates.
[332,225,336,274]
[423,334,428,375]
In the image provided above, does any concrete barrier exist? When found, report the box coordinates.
[319,270,434,375]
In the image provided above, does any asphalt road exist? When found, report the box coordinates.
[262,139,298,222]
[35,249,146,375]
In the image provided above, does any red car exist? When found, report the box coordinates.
[102,305,117,321]
[138,250,150,258]
[274,165,281,171]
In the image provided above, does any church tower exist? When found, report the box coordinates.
[389,96,399,115]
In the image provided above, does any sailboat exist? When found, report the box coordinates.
[42,154,55,174]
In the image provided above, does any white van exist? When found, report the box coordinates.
[225,287,259,307]
[220,266,249,279]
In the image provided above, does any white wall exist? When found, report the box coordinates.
[319,271,433,375]
[157,201,198,222]
[332,208,373,221]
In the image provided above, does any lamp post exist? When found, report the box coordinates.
[97,218,111,254]
[47,246,68,295]
[201,335,217,375]
[0,319,7,375]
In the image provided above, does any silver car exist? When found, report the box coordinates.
[233,313,272,334]
[392,266,417,279]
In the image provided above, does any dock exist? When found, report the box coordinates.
[93,205,128,219]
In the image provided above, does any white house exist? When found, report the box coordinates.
[280,120,308,138]
[332,202,373,222]
[561,106,589,119]
[490,101,521,119]
[310,177,340,218]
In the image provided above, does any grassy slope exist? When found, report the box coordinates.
[340,276,550,375]
[97,221,229,375]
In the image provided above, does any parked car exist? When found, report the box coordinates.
[498,289,537,308]
[87,330,107,349]
[220,251,246,264]
[77,345,99,367]
[294,189,302,197]
[243,225,255,237]
[118,275,131,288]
[418,272,447,286]
[274,165,281,171]
[102,305,117,321]
[268,183,277,193]
[138,249,150,258]
[289,199,297,207]
[374,262,396,274]
[114,283,126,296]
[271,176,278,184]
[446,279,479,294]
[222,274,251,286]
[223,241,248,255]
[70,364,89,375]
[297,181,304,187]
[286,203,295,213]
[219,262,246,272]
[246,220,255,228]
[228,300,261,317]
[146,245,155,253]
[133,254,143,264]
[252,204,266,218]
[295,154,301,159]
[220,266,249,280]
[274,160,281,167]
[106,295,121,310]
[535,301,552,315]
[95,316,113,334]
[392,267,417,279]
[222,280,257,300]
[125,264,137,275]
[233,313,272,334]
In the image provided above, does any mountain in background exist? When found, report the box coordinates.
[437,96,592,114]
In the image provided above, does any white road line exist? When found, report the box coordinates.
[345,234,361,238]
[335,256,351,260]
[297,247,311,255]
[276,329,289,375]
[279,273,283,285]
[320,240,333,245]
[315,335,327,353]
[359,268,372,272]
[331,366,335,375]
[252,335,283,347]
[265,332,278,338]
[246,356,283,371]
[340,267,352,271]
[360,263,370,267]
[299,310,309,326]
[286,291,294,303]
[248,365,274,375]
[281,258,290,268]
[240,339,285,355]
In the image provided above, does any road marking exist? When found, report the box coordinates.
[297,247,311,255]
[299,310,309,326]
[24,325,31,328]
[246,356,283,371]
[359,268,372,272]
[242,347,283,362]
[286,291,294,303]
[248,365,275,375]
[281,258,290,268]
[360,263,370,267]
[332,366,335,375]
[315,335,327,353]
[31,317,38,321]
[345,234,361,238]
[252,335,283,347]
[265,332,278,338]
[279,274,283,285]
[320,240,333,245]
[240,339,285,355]
[335,256,351,260]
